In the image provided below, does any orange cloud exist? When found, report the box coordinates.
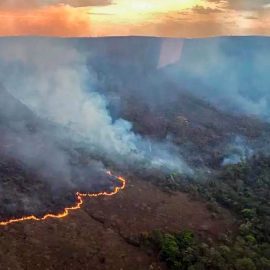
[0,0,112,9]
[219,0,269,10]
[0,5,91,36]
[0,0,269,37]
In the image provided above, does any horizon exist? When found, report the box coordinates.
[0,34,269,39]
[0,0,270,37]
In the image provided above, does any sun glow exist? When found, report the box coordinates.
[0,0,267,40]
[90,0,203,23]
[115,0,203,12]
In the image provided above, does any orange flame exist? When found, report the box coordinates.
[0,172,126,226]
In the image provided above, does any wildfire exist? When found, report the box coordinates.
[0,172,126,227]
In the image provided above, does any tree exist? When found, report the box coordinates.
[235,258,256,270]
[160,234,180,265]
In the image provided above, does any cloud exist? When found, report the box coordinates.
[60,0,112,7]
[0,5,91,36]
[0,39,190,175]
[231,0,270,10]
[0,0,269,37]
[0,0,112,9]
[209,0,270,10]
[192,5,223,14]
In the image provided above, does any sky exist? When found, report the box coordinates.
[0,0,269,37]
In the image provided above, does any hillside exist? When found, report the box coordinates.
[0,84,234,270]
[0,36,269,269]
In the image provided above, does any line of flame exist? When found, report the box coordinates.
[0,172,126,226]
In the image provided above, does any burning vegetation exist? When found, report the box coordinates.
[0,36,270,269]
[0,172,126,226]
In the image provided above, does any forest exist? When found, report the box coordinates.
[141,155,270,270]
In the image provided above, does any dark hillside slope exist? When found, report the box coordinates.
[0,86,116,220]
[0,36,269,270]
[0,36,270,171]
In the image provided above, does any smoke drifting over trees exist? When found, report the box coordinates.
[0,36,270,205]
[0,37,191,198]
[164,37,270,121]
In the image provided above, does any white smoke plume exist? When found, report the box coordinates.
[163,37,270,121]
[222,136,254,166]
[0,38,190,177]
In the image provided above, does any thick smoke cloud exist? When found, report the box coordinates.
[0,37,189,189]
[0,82,112,193]
[163,38,270,121]
[78,37,270,170]
[1,36,269,217]
[1,35,268,199]
[85,37,270,123]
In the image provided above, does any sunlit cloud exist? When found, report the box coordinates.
[0,0,112,9]
[0,0,269,37]
[0,5,91,36]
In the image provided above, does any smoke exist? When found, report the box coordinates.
[3,36,270,217]
[75,36,270,173]
[0,37,189,190]
[1,35,269,209]
[81,37,270,124]
[222,136,253,166]
[163,37,270,121]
